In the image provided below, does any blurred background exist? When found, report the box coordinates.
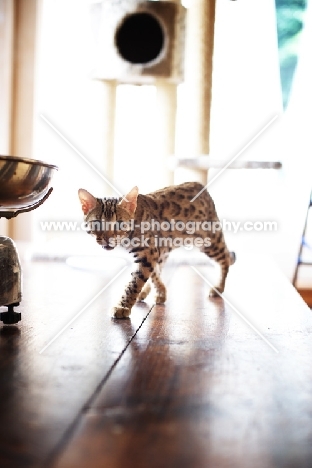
[0,0,311,294]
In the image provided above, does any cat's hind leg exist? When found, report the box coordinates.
[201,233,232,297]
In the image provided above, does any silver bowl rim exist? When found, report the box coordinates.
[0,154,58,170]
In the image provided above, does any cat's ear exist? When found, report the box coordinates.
[78,189,97,215]
[119,186,139,214]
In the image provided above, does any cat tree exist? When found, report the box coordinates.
[92,0,215,189]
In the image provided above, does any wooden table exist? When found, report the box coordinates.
[0,254,311,468]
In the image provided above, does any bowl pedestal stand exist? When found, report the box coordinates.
[0,188,53,324]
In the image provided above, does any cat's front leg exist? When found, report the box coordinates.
[150,270,166,304]
[137,281,151,302]
[137,271,167,304]
[113,262,154,319]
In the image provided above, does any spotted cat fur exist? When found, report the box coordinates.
[78,182,235,318]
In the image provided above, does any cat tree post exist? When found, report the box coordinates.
[156,82,177,187]
[100,80,117,196]
[175,0,216,185]
[155,0,181,188]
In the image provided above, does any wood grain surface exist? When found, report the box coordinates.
[0,255,311,468]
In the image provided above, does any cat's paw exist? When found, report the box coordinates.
[155,291,166,304]
[209,287,224,298]
[137,284,151,302]
[137,283,151,302]
[137,295,147,303]
[112,306,131,319]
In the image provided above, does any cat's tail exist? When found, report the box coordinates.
[229,251,236,265]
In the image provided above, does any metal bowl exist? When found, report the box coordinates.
[0,155,58,210]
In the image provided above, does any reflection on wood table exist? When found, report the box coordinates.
[0,254,311,468]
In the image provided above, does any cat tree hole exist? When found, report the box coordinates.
[115,12,165,65]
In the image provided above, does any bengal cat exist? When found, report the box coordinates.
[78,182,235,318]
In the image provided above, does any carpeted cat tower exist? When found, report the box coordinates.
[92,0,216,188]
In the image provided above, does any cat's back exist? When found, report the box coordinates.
[135,182,215,222]
[146,182,206,201]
